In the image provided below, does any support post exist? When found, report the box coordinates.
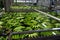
[4,0,11,12]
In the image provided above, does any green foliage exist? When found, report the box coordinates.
[0,36,7,40]
[14,26,25,32]
[0,12,60,40]
[11,6,39,9]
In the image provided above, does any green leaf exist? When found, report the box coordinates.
[0,21,3,25]
[14,26,25,32]
[28,33,38,38]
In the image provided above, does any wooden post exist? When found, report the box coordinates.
[4,0,11,12]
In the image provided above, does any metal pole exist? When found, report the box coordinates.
[8,28,60,40]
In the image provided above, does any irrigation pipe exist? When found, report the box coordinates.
[34,9,60,21]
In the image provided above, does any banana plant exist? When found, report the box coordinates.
[0,12,60,39]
